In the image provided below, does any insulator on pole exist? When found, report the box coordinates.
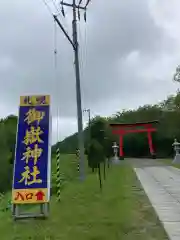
[61,6,65,17]
[84,11,87,22]
[78,9,80,20]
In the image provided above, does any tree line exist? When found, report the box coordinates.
[55,90,180,162]
[1,91,180,193]
[0,115,17,193]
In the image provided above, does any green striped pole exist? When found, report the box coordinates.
[77,149,80,173]
[56,147,61,202]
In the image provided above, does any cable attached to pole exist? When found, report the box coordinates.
[54,19,61,202]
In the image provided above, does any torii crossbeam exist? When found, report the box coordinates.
[110,120,158,159]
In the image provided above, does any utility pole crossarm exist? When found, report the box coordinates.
[60,1,86,10]
[53,15,75,50]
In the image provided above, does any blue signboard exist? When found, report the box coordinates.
[12,95,51,204]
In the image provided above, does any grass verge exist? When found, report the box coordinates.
[161,158,180,169]
[0,155,168,239]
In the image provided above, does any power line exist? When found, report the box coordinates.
[42,0,62,200]
[41,0,61,16]
[53,10,62,202]
[78,0,83,6]
[85,0,91,8]
[42,0,53,15]
[78,0,92,8]
[51,0,60,13]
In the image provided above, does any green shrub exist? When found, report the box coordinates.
[87,139,105,171]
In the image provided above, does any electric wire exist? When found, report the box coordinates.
[77,18,88,129]
[85,0,91,7]
[42,0,53,15]
[78,0,83,6]
[54,18,61,202]
[54,19,60,142]
[42,0,62,201]
[42,0,70,35]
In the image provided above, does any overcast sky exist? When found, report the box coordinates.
[0,0,179,143]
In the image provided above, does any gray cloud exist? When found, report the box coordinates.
[0,0,179,141]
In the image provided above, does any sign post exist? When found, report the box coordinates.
[12,95,51,220]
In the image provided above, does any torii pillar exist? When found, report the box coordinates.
[110,121,158,160]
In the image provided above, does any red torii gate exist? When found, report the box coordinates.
[110,120,158,159]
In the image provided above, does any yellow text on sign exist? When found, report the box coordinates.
[20,95,50,106]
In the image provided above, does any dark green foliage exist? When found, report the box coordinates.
[56,91,180,159]
[5,115,17,164]
[98,163,102,189]
[2,91,180,194]
[87,139,105,170]
[53,133,78,154]
[0,115,17,192]
[90,116,106,143]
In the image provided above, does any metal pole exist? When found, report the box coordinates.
[88,109,91,130]
[72,0,85,180]
[98,163,102,190]
[86,109,91,140]
[83,108,91,141]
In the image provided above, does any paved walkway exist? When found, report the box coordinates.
[133,160,180,240]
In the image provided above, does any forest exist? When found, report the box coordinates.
[55,90,180,159]
[1,91,180,193]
